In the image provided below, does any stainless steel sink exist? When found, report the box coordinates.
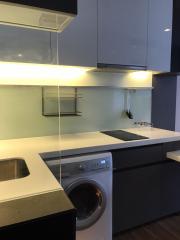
[0,159,29,182]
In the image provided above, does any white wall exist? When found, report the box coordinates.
[0,85,151,140]
[0,86,59,140]
[60,87,151,134]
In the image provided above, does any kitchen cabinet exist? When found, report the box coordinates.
[0,0,174,72]
[114,164,162,233]
[98,0,148,69]
[171,0,180,72]
[113,144,163,170]
[0,191,76,240]
[151,74,180,131]
[59,0,97,67]
[0,210,76,240]
[112,142,180,234]
[147,0,173,72]
[98,0,173,72]
[57,0,173,71]
[0,25,56,64]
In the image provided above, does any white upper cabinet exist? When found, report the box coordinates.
[98,0,173,72]
[59,0,97,67]
[98,0,149,68]
[0,0,172,72]
[147,0,173,72]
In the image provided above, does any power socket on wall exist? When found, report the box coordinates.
[134,122,153,127]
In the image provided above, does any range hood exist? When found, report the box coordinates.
[97,63,147,72]
[0,0,77,32]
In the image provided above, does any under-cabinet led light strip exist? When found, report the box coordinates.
[0,61,90,86]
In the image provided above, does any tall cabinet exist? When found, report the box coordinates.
[151,74,180,131]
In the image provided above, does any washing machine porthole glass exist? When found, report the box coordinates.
[66,180,106,231]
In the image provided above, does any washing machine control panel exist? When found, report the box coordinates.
[61,158,111,178]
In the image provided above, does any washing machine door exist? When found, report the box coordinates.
[65,179,106,231]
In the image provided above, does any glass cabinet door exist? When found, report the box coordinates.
[0,25,57,64]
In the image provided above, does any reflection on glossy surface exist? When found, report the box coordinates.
[0,25,57,64]
[129,71,152,81]
[164,28,171,32]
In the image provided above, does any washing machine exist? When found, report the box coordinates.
[60,152,112,240]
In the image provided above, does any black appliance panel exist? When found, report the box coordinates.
[101,130,149,141]
[3,0,77,14]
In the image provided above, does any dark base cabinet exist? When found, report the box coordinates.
[112,142,180,234]
[0,210,76,240]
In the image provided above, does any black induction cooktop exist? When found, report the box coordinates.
[101,130,149,141]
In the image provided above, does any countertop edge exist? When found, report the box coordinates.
[60,136,180,157]
[0,190,74,228]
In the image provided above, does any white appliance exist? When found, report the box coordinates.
[45,152,112,240]
[0,0,77,31]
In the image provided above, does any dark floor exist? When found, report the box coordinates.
[114,214,180,240]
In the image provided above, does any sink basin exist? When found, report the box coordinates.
[0,159,29,182]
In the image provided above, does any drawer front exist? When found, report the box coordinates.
[113,161,180,233]
[112,144,163,170]
[163,141,180,155]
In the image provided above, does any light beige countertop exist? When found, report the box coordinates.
[60,127,180,156]
[1,127,180,204]
[0,136,61,203]
[166,150,180,163]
